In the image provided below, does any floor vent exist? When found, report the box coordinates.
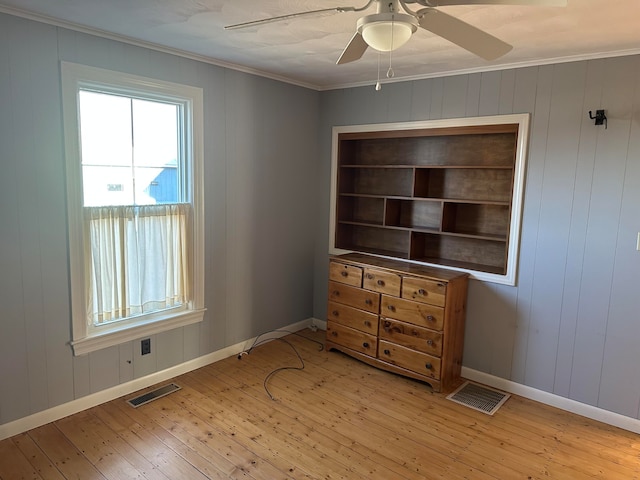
[446,381,510,415]
[127,383,181,408]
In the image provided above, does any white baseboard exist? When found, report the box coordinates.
[462,367,640,434]
[311,318,326,330]
[0,318,315,441]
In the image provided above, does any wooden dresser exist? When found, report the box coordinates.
[326,253,469,393]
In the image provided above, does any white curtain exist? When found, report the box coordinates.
[84,203,191,326]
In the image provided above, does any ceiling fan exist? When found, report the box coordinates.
[225,0,567,64]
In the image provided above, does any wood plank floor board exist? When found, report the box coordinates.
[252,340,494,470]
[126,388,297,480]
[147,383,321,479]
[234,347,476,454]
[184,370,408,480]
[199,353,448,480]
[212,350,487,479]
[27,423,107,480]
[0,435,45,480]
[107,402,247,480]
[3,329,640,480]
[212,371,501,480]
[124,397,285,480]
[173,376,372,480]
[55,410,152,480]
[206,368,433,480]
[263,350,481,449]
[282,335,492,435]
[10,433,66,480]
[547,432,639,479]
[91,401,212,480]
[76,409,171,480]
[222,364,452,473]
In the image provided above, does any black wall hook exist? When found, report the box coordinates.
[589,109,607,129]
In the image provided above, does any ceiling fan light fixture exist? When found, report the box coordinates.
[358,13,418,52]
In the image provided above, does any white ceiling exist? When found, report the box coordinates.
[1,0,639,90]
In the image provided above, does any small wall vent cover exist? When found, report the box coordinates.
[446,381,510,415]
[127,383,181,408]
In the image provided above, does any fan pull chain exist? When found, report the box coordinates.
[375,52,382,91]
[387,15,395,79]
[375,10,397,91]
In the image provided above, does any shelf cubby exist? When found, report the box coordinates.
[336,224,410,259]
[414,168,513,203]
[338,195,385,225]
[441,202,510,239]
[385,199,442,231]
[410,232,507,275]
[338,167,413,197]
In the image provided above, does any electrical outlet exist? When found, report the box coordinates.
[141,338,151,355]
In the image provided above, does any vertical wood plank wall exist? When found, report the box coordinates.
[315,57,640,420]
[2,7,640,430]
[0,13,318,426]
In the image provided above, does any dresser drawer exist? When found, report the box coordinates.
[328,281,379,314]
[378,340,441,380]
[363,268,401,296]
[329,261,363,287]
[328,301,378,335]
[327,321,377,357]
[381,295,444,331]
[379,319,442,357]
[401,277,446,307]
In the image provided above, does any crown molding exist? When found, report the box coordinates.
[0,5,319,91]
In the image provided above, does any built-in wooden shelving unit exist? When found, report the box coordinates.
[329,115,530,285]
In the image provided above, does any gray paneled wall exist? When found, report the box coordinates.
[0,12,318,425]
[316,57,640,420]
[2,8,640,429]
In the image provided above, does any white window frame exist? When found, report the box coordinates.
[61,62,205,356]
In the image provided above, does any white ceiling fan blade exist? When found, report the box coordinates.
[418,9,512,60]
[224,7,355,30]
[424,0,566,6]
[336,31,369,64]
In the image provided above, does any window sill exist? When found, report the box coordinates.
[70,308,206,356]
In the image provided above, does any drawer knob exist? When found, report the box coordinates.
[425,363,433,370]
[332,310,339,317]
[332,290,340,296]
[364,320,371,327]
[365,299,372,306]
[366,273,374,280]
[387,305,396,312]
[377,279,385,286]
[341,271,348,277]
[426,315,434,321]
[331,331,338,337]
[362,342,370,348]
[427,339,434,346]
[418,289,426,295]
[383,349,390,355]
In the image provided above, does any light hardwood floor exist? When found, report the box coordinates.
[1,329,639,479]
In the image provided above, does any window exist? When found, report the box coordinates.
[62,62,205,355]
